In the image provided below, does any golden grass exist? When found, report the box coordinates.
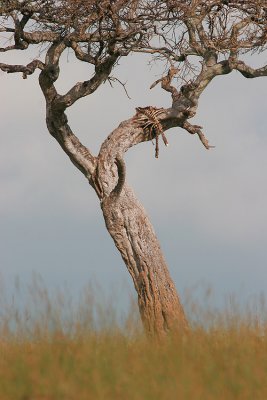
[0,279,267,400]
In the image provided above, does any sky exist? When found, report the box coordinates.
[1,47,267,313]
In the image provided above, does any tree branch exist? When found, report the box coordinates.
[38,41,66,101]
[0,59,44,78]
[69,41,96,64]
[55,55,118,109]
[234,61,267,78]
[184,19,205,56]
[22,31,61,44]
[37,41,97,180]
[150,66,180,103]
[129,46,190,62]
[182,121,215,150]
[40,100,97,180]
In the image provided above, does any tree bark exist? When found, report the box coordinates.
[101,181,188,337]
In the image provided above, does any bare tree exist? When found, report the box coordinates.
[1,0,266,337]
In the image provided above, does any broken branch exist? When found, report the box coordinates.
[182,121,215,150]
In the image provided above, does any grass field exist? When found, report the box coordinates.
[0,278,266,400]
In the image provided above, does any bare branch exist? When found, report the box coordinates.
[234,61,267,78]
[150,66,180,104]
[108,76,131,99]
[184,19,205,56]
[182,121,215,150]
[0,59,44,78]
[22,31,61,44]
[69,41,96,64]
[55,55,118,109]
[129,46,190,62]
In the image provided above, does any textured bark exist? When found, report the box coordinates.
[101,182,188,336]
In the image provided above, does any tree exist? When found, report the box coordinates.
[1,0,266,338]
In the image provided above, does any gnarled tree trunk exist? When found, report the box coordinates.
[94,120,189,337]
[42,97,188,336]
[101,181,188,336]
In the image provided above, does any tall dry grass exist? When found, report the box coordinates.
[0,276,266,400]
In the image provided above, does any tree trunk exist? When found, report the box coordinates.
[101,181,188,337]
[94,120,189,337]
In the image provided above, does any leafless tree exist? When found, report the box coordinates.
[1,0,266,338]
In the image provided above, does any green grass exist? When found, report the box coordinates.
[0,279,267,400]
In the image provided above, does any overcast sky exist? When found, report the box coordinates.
[1,48,266,312]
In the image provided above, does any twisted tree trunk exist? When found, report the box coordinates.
[51,119,188,337]
[37,45,190,337]
[44,108,188,336]
[95,120,189,337]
